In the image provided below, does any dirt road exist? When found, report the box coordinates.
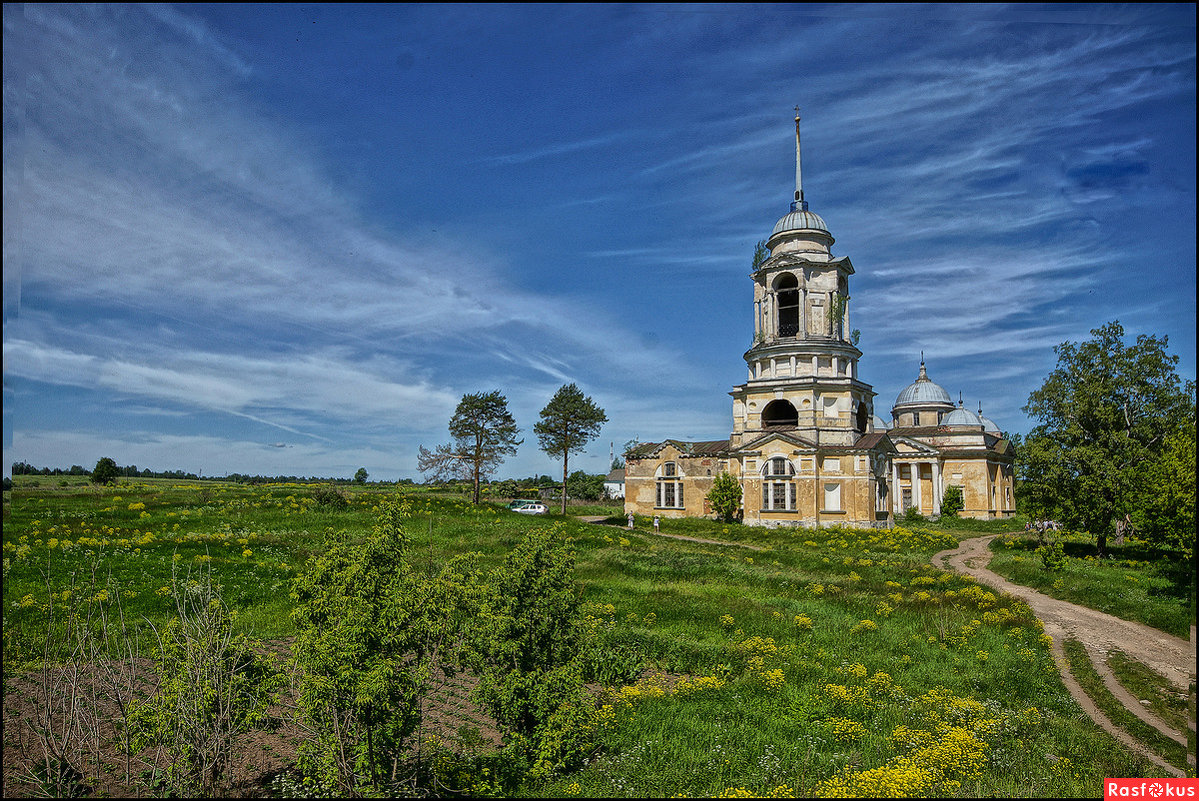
[934,534,1196,776]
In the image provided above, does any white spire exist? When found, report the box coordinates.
[793,107,807,211]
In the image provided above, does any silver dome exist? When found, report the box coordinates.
[893,362,952,409]
[943,406,983,428]
[771,208,829,237]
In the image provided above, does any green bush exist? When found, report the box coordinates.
[939,485,964,517]
[289,495,482,795]
[1036,541,1067,572]
[706,472,743,523]
[311,485,349,508]
[469,526,597,778]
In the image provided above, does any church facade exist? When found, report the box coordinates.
[625,115,1014,527]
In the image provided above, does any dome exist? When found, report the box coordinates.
[893,362,953,409]
[771,207,829,237]
[872,414,891,431]
[943,405,983,428]
[977,405,1001,434]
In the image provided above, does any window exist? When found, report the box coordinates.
[775,274,800,337]
[761,457,795,511]
[656,462,684,508]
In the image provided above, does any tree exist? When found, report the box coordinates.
[939,485,964,518]
[91,456,119,485]
[1019,321,1195,553]
[534,384,607,515]
[565,470,605,501]
[354,467,368,484]
[706,472,743,523]
[418,391,522,504]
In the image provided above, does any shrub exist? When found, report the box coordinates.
[128,569,283,798]
[1036,541,1067,572]
[289,495,481,795]
[311,485,349,508]
[469,526,597,778]
[940,485,964,518]
[707,472,743,523]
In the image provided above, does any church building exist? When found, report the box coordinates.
[625,114,1014,527]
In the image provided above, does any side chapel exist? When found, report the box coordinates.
[625,114,1015,527]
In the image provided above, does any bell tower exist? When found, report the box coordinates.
[730,110,877,448]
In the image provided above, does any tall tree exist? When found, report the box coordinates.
[418,391,522,504]
[91,456,119,485]
[1019,321,1195,553]
[534,384,607,514]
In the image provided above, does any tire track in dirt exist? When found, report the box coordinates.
[933,534,1195,777]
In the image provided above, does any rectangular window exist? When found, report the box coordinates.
[657,481,683,509]
[823,457,840,472]
[762,481,794,511]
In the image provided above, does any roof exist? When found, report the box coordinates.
[626,439,730,459]
[605,469,625,482]
[893,361,952,409]
[771,208,829,236]
[943,406,983,427]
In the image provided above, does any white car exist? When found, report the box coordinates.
[514,502,548,515]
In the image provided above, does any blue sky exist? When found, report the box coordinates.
[4,4,1195,481]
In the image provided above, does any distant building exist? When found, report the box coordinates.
[604,469,625,500]
[625,114,1014,526]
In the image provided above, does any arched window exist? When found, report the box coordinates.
[761,457,795,511]
[856,402,869,433]
[775,274,800,337]
[762,399,798,429]
[656,461,684,509]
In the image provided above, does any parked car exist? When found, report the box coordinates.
[508,499,537,510]
[514,502,548,515]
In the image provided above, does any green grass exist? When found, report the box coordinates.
[986,533,1195,638]
[2,479,1168,796]
[1106,650,1196,755]
[1061,639,1191,774]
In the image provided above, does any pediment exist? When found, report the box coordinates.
[889,435,941,456]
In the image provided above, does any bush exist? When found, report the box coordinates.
[707,472,743,523]
[311,485,349,508]
[469,526,597,778]
[1036,541,1068,572]
[940,485,964,518]
[129,570,283,797]
[290,495,481,795]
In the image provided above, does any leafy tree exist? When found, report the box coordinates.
[565,470,605,501]
[534,384,607,514]
[354,467,368,484]
[91,456,119,485]
[468,527,595,778]
[1019,321,1195,553]
[939,485,964,518]
[707,472,742,523]
[290,496,482,794]
[418,391,522,504]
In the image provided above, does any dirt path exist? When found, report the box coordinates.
[934,534,1196,776]
[576,516,765,551]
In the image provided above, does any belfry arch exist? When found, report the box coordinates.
[762,399,798,429]
[775,273,800,337]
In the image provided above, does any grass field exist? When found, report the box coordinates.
[2,478,1179,796]
[985,532,1195,638]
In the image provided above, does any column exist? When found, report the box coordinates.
[913,463,922,513]
[892,461,900,515]
[800,287,807,337]
[932,461,941,513]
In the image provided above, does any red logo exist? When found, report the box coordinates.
[1106,779,1198,799]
